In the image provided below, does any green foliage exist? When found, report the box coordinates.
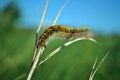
[0,2,20,37]
[3,2,20,21]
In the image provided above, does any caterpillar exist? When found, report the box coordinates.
[37,25,92,48]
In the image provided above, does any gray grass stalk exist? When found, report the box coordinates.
[27,0,48,80]
[38,38,100,65]
[89,51,110,80]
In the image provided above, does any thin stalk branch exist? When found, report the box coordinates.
[27,48,45,80]
[38,38,100,66]
[89,51,110,80]
[32,0,49,64]
[89,57,98,80]
[37,0,49,33]
[27,0,48,80]
[52,0,69,26]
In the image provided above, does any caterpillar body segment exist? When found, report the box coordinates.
[38,25,92,48]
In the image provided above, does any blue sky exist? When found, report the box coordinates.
[0,0,120,34]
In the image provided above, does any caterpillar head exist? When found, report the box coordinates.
[37,41,46,48]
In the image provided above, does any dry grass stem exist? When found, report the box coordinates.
[89,51,110,80]
[89,57,98,80]
[27,48,45,80]
[88,38,102,46]
[38,38,99,65]
[32,0,49,64]
[52,0,69,26]
[36,0,49,33]
[27,0,48,80]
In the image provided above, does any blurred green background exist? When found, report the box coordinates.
[0,1,120,80]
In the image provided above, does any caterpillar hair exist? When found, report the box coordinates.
[37,25,93,48]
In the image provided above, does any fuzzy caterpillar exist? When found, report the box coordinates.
[37,25,93,48]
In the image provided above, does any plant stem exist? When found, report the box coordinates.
[27,48,44,80]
